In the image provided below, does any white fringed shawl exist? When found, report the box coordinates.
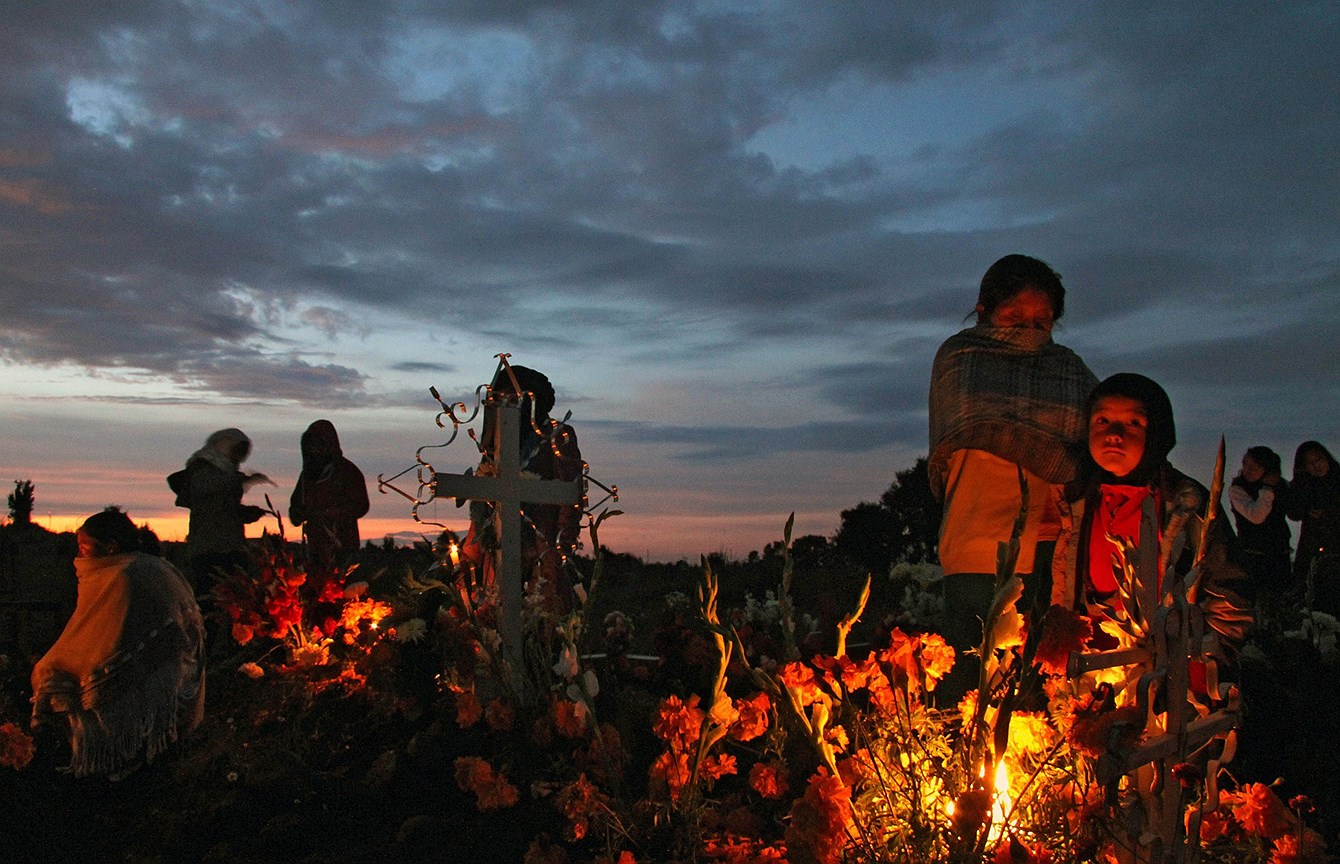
[31,553,205,777]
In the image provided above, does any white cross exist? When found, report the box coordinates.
[432,399,583,660]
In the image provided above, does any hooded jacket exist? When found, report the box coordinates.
[289,420,369,569]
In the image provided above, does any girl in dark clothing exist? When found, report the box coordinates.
[289,420,369,584]
[1051,374,1251,657]
[1287,440,1340,613]
[1228,446,1292,599]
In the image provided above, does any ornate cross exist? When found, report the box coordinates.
[432,398,583,661]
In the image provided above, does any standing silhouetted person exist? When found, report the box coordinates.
[289,419,369,584]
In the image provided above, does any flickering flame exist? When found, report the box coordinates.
[989,761,1012,843]
[449,542,460,567]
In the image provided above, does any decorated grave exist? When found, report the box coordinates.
[0,358,1335,864]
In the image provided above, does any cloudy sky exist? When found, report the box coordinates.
[1,1,1336,561]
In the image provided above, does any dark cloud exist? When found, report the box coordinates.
[391,361,454,374]
[0,0,1335,428]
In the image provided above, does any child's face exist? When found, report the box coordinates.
[1240,454,1265,483]
[1089,395,1148,479]
[1304,449,1330,478]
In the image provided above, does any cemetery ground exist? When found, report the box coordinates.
[2,525,1340,863]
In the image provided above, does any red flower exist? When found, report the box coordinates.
[455,690,482,728]
[1269,830,1329,864]
[1033,605,1093,676]
[750,760,789,800]
[812,653,868,693]
[555,773,603,843]
[1171,762,1205,789]
[453,756,519,810]
[1232,783,1295,839]
[648,750,692,801]
[877,628,919,690]
[653,694,704,748]
[700,753,737,782]
[784,769,853,864]
[776,662,824,707]
[553,698,589,738]
[1068,704,1144,758]
[917,632,956,687]
[0,722,35,770]
[729,692,771,742]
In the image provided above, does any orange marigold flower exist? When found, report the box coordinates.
[784,769,853,864]
[453,756,519,810]
[877,628,919,691]
[1033,605,1093,676]
[777,661,825,707]
[1068,705,1144,758]
[1269,830,1329,864]
[455,690,482,728]
[553,697,589,738]
[556,773,602,843]
[750,760,789,800]
[1233,782,1295,839]
[812,653,868,693]
[1,722,36,770]
[701,752,737,782]
[1190,804,1236,843]
[649,749,692,802]
[837,749,876,788]
[485,697,515,732]
[1006,711,1054,756]
[729,691,771,742]
[231,622,255,645]
[918,632,956,686]
[653,693,704,747]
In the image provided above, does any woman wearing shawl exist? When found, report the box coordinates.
[1287,440,1340,613]
[1050,374,1251,656]
[1228,445,1292,602]
[172,428,272,590]
[31,508,205,778]
[289,419,370,583]
[929,255,1097,691]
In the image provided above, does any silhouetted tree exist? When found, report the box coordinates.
[833,458,942,574]
[8,480,35,525]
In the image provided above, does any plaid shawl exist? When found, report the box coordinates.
[31,553,205,777]
[929,325,1097,499]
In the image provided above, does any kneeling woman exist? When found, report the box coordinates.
[1051,374,1251,665]
[31,508,205,777]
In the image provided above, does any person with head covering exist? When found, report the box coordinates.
[1228,446,1293,603]
[30,508,205,778]
[929,254,1098,693]
[1050,373,1251,655]
[1286,440,1340,613]
[288,419,369,584]
[170,428,273,591]
[460,364,584,614]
